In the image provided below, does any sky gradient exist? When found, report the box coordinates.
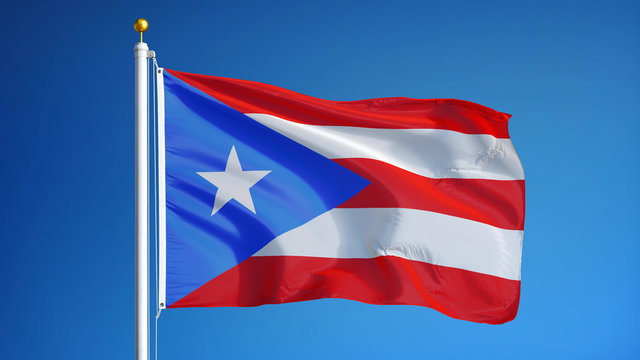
[1,0,639,359]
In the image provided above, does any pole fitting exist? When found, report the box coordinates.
[134,18,149,43]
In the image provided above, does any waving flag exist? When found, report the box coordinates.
[156,69,525,324]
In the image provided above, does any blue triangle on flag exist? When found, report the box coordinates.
[163,72,370,307]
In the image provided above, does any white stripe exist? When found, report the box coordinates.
[254,208,523,280]
[246,113,524,180]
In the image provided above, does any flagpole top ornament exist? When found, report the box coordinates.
[134,18,149,42]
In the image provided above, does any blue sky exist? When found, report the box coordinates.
[1,0,639,359]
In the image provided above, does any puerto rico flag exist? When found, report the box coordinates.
[156,69,525,324]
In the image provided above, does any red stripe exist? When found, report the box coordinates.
[169,255,520,324]
[166,69,512,138]
[335,159,525,230]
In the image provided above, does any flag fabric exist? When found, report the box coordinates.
[157,69,525,324]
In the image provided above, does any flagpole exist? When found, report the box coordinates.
[134,18,150,360]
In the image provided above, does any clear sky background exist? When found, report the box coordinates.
[1,0,639,359]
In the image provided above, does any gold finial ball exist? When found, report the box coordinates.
[134,18,149,33]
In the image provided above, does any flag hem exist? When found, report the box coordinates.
[157,67,167,310]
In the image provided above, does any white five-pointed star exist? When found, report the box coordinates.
[197,146,271,216]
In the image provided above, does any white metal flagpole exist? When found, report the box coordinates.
[134,18,150,360]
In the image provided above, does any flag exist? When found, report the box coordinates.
[157,69,525,324]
